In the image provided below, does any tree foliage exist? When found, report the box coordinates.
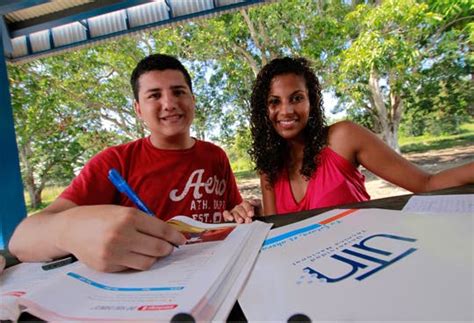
[401,0,473,136]
[8,0,472,207]
[9,45,136,208]
[325,0,472,150]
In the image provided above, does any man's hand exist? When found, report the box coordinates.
[57,205,186,272]
[223,199,262,224]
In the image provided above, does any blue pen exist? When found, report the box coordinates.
[108,168,179,248]
[108,168,154,216]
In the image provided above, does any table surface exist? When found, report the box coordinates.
[2,183,473,322]
[259,183,474,229]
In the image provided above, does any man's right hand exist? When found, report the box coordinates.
[57,205,186,272]
[9,200,186,272]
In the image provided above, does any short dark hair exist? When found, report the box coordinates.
[130,54,193,101]
[249,57,327,184]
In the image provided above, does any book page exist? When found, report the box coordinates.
[166,215,237,245]
[0,261,79,321]
[18,220,271,321]
[402,194,474,214]
[0,215,237,321]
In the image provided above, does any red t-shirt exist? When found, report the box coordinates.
[274,147,370,214]
[60,137,242,223]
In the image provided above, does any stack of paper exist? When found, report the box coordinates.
[2,217,271,322]
[239,208,473,322]
[402,194,474,214]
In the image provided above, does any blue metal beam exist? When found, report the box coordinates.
[0,31,27,249]
[0,0,50,16]
[0,17,13,57]
[9,0,155,38]
[164,0,173,18]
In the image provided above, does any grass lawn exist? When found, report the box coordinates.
[24,186,64,215]
[399,123,474,154]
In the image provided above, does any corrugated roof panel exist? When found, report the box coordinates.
[11,36,28,58]
[51,22,87,47]
[5,0,274,63]
[30,30,51,53]
[88,11,127,38]
[216,0,246,6]
[127,1,170,28]
[169,0,214,17]
[5,0,92,23]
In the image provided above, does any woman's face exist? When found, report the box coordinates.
[267,73,310,142]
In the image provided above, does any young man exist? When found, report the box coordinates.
[9,54,256,272]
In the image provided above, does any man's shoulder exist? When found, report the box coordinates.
[105,137,147,153]
[91,138,147,162]
[195,139,226,154]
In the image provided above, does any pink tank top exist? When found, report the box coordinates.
[274,147,370,214]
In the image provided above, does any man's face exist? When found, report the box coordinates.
[134,69,195,146]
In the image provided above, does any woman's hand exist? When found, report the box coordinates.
[223,199,262,224]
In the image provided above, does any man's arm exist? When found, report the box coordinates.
[8,198,186,272]
[9,198,77,261]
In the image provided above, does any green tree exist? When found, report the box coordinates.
[9,45,137,208]
[11,59,101,208]
[326,0,472,151]
[401,0,473,136]
[329,0,431,151]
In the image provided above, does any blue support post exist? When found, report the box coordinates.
[0,32,27,249]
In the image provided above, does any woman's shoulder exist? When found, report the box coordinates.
[327,120,362,143]
[326,121,365,166]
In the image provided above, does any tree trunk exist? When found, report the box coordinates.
[19,142,42,209]
[389,90,403,152]
[240,9,279,74]
[470,72,474,116]
[33,189,42,209]
[368,68,401,152]
[380,123,400,153]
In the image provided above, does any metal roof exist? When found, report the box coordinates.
[1,0,272,63]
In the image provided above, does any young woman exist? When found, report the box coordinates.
[249,57,474,215]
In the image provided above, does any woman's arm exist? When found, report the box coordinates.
[420,162,474,190]
[260,173,277,215]
[328,121,474,193]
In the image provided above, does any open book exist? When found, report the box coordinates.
[1,216,271,321]
[240,208,473,322]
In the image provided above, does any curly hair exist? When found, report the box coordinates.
[249,57,328,185]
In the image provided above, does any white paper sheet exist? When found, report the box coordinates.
[402,194,474,214]
[0,260,79,321]
[211,220,272,322]
[239,208,473,322]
